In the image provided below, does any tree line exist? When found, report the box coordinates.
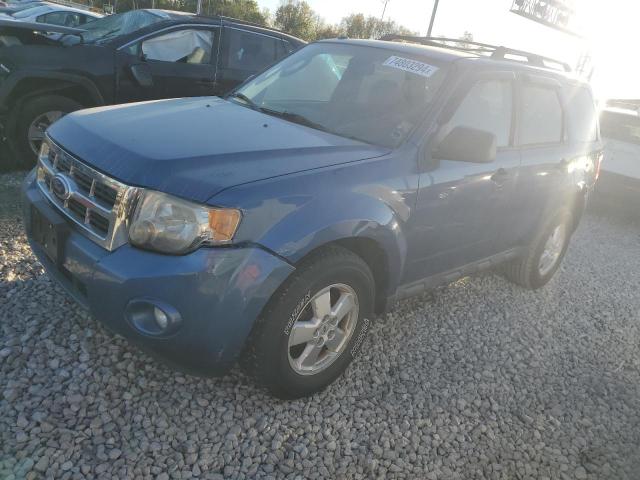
[102,0,416,41]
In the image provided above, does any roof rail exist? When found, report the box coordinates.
[193,14,302,41]
[379,35,572,73]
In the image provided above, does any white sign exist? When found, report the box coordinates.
[382,56,439,78]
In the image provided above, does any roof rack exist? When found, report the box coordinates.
[379,35,572,73]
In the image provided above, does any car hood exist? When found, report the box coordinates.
[48,97,390,203]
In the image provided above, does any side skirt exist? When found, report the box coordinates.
[387,247,525,307]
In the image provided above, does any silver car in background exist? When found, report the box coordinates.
[595,107,640,212]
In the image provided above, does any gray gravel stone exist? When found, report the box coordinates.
[2,171,640,479]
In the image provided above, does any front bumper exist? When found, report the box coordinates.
[22,174,295,375]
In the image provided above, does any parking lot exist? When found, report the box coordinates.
[0,170,638,479]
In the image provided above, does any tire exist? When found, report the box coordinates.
[13,95,82,169]
[242,246,375,399]
[503,209,573,289]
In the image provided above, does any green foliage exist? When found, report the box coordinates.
[273,0,414,41]
[101,0,414,41]
[273,0,316,40]
[340,13,414,39]
[108,0,266,24]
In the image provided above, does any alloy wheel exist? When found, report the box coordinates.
[27,111,64,156]
[287,283,359,376]
[538,223,566,276]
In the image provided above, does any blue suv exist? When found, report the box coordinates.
[22,37,601,398]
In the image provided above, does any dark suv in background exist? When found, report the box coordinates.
[0,9,304,167]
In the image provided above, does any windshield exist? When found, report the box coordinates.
[13,5,49,18]
[233,42,448,148]
[81,10,163,44]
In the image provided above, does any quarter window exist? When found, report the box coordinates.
[447,79,513,147]
[520,84,563,145]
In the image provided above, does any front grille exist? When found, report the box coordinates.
[36,139,139,251]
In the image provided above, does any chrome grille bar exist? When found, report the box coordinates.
[36,138,139,251]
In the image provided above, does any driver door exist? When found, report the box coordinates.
[403,72,521,283]
[115,26,220,103]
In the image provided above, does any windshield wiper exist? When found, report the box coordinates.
[227,92,259,109]
[227,94,330,133]
[259,108,330,133]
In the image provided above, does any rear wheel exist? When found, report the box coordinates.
[14,95,82,168]
[503,209,573,289]
[242,246,374,399]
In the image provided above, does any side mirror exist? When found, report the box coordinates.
[433,126,497,163]
[130,63,153,88]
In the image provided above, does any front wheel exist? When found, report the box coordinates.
[242,246,374,399]
[14,95,82,168]
[503,209,573,289]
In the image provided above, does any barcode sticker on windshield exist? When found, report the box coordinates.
[382,56,439,77]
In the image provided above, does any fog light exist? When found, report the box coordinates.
[125,298,182,337]
[154,306,169,330]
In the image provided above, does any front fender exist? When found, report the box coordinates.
[210,157,419,296]
[264,194,407,290]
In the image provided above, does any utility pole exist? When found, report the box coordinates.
[380,0,390,22]
[196,0,202,14]
[427,0,440,37]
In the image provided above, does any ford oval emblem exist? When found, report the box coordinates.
[51,174,71,201]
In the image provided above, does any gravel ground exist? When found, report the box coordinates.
[1,170,640,480]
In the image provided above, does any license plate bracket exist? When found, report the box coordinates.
[31,206,68,266]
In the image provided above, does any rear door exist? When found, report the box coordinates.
[513,75,573,242]
[116,26,220,102]
[405,71,521,282]
[216,26,288,94]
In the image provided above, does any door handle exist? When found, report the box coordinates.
[490,168,510,185]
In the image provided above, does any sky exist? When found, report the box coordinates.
[258,0,640,100]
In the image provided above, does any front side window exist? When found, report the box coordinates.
[223,29,279,72]
[520,84,563,145]
[138,29,215,64]
[234,43,448,148]
[446,79,513,147]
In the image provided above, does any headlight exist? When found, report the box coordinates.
[128,190,241,254]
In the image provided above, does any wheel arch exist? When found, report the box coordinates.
[6,73,104,113]
[295,236,393,315]
[570,185,588,232]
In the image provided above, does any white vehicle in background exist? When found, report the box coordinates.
[596,107,640,210]
[0,2,101,27]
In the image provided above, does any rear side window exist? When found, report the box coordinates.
[447,79,513,147]
[566,86,598,142]
[223,29,279,72]
[520,84,563,145]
